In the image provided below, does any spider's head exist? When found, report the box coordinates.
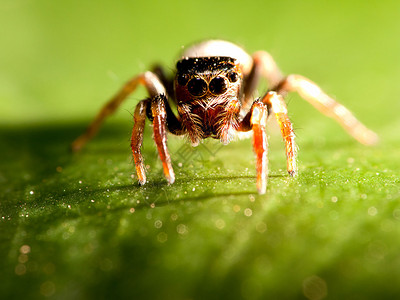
[174,56,243,104]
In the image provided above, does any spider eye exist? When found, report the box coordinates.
[177,73,189,86]
[187,77,208,97]
[209,76,228,95]
[227,71,239,82]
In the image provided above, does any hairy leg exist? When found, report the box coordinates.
[238,100,269,194]
[131,95,182,185]
[151,94,175,184]
[276,74,378,145]
[131,99,149,185]
[71,71,167,151]
[261,91,297,176]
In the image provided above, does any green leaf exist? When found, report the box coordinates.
[1,1,400,299]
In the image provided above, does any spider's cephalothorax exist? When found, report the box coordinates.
[72,40,378,194]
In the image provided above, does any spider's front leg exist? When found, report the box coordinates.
[131,74,182,185]
[150,94,177,184]
[72,69,182,185]
[239,92,297,194]
[261,91,297,176]
[131,99,149,185]
[131,95,177,185]
[239,100,269,194]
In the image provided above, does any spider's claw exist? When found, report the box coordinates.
[71,135,87,152]
[138,178,146,186]
[256,176,267,195]
[135,165,147,186]
[358,129,379,146]
[163,164,175,185]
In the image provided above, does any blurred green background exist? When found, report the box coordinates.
[1,0,400,299]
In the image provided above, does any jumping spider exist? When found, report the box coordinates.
[72,40,378,194]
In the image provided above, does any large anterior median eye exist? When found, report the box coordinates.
[209,76,228,95]
[187,77,208,97]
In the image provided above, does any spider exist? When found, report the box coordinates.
[71,40,378,194]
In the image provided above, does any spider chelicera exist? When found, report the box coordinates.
[72,40,378,194]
